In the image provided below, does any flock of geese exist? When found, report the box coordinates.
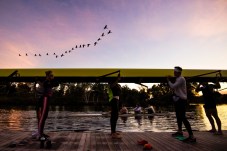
[18,25,112,58]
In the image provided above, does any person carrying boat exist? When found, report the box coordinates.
[196,79,222,135]
[107,73,122,139]
[36,70,58,139]
[167,66,196,142]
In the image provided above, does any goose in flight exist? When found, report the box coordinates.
[107,30,112,34]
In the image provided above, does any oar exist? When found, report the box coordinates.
[186,70,221,80]
[98,70,120,79]
[135,83,148,89]
[96,70,120,83]
[8,70,20,78]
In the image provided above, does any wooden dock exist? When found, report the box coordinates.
[0,130,226,151]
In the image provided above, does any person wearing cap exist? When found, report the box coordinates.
[196,80,222,135]
[36,70,58,139]
[167,66,196,142]
[108,73,122,139]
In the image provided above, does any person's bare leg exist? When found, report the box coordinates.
[205,109,216,132]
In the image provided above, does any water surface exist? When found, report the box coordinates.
[0,104,226,132]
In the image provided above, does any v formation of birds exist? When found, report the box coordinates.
[18,25,112,58]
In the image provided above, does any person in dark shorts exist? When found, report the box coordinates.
[196,80,222,135]
[107,73,122,139]
[36,70,58,139]
[167,66,196,142]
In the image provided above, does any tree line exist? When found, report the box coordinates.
[0,82,226,106]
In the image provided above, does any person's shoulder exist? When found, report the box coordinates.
[177,76,186,81]
[180,76,185,79]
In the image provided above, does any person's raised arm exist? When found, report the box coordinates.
[214,78,221,89]
[110,73,121,87]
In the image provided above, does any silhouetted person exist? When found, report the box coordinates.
[108,73,122,139]
[36,70,58,139]
[196,80,222,135]
[167,66,196,142]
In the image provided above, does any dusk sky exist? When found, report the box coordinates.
[1,0,227,69]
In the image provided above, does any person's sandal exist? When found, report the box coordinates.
[182,136,196,143]
[207,129,216,133]
[214,131,223,135]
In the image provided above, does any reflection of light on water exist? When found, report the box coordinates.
[8,109,22,130]
[0,105,227,132]
[196,104,210,130]
[195,104,227,131]
[217,105,227,130]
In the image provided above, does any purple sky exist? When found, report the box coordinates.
[1,0,227,69]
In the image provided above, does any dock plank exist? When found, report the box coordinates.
[0,130,226,151]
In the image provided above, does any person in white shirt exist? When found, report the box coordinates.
[167,66,196,143]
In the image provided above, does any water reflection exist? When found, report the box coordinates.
[0,104,226,132]
[8,109,22,130]
[135,116,142,127]
[120,116,128,124]
[193,104,227,131]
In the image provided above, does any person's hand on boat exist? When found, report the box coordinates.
[167,75,172,82]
